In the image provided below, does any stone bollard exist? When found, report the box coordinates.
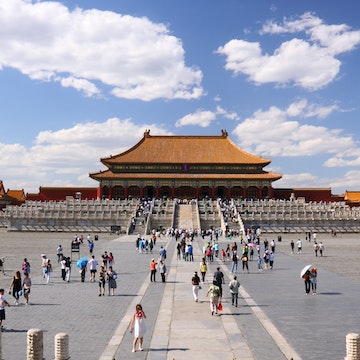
[27,328,43,360]
[54,332,70,360]
[345,333,360,360]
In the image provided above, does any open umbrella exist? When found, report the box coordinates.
[77,257,88,269]
[300,264,313,278]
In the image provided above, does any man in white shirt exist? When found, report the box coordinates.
[88,255,99,282]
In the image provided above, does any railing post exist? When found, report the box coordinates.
[345,333,360,360]
[27,328,43,360]
[54,332,70,360]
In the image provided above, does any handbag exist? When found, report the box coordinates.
[218,302,223,311]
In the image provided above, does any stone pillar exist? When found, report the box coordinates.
[27,328,43,360]
[55,332,70,360]
[345,333,360,360]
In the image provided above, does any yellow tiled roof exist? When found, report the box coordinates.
[102,131,271,166]
[344,191,360,202]
[7,189,26,201]
[90,169,282,181]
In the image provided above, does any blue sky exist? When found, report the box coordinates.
[1,0,360,195]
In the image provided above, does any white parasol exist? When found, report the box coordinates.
[300,264,313,278]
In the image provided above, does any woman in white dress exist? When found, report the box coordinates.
[129,304,147,352]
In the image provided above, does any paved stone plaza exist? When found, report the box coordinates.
[0,229,359,359]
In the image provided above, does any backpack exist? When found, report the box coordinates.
[65,258,71,267]
[212,285,220,296]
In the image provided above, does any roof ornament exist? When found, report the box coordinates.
[221,129,228,138]
[144,129,151,137]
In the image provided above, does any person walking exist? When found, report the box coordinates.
[159,246,167,261]
[107,266,117,296]
[199,258,207,282]
[241,253,249,273]
[297,239,302,254]
[0,258,5,275]
[311,267,317,295]
[21,258,31,275]
[60,255,67,281]
[230,251,239,274]
[65,256,71,282]
[206,280,221,315]
[0,289,10,331]
[45,259,53,283]
[88,255,98,282]
[319,242,324,257]
[269,251,275,269]
[257,255,263,271]
[129,304,147,352]
[303,269,311,295]
[56,245,63,263]
[149,259,157,282]
[191,271,201,302]
[98,265,106,296]
[9,271,22,305]
[159,260,167,283]
[22,272,31,305]
[229,275,240,307]
[213,266,225,297]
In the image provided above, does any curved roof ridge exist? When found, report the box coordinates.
[101,130,272,166]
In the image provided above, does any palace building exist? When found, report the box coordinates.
[89,129,282,200]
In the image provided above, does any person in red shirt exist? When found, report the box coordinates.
[149,259,157,282]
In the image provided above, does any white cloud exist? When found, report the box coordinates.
[59,77,100,97]
[276,170,360,195]
[175,110,216,127]
[261,12,360,55]
[286,99,339,119]
[232,100,355,157]
[0,118,172,193]
[217,13,360,90]
[175,106,240,127]
[215,106,240,120]
[324,148,360,167]
[0,0,203,100]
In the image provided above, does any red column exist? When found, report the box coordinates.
[258,187,263,199]
[96,186,101,200]
[124,187,129,198]
[243,186,247,199]
[108,186,113,200]
[270,187,274,199]
[155,187,159,198]
[226,187,231,199]
[171,187,175,198]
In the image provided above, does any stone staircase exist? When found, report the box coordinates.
[174,204,194,230]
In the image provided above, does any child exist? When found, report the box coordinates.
[0,288,11,331]
[129,304,147,352]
